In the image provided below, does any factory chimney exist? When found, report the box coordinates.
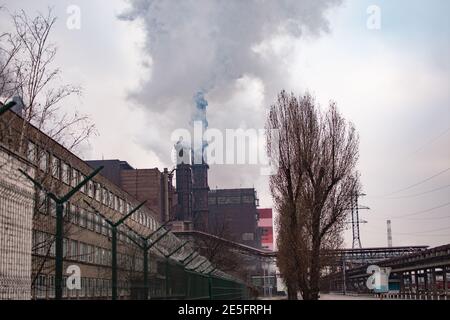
[387,220,393,248]
[191,91,209,232]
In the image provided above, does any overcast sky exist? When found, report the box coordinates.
[2,0,449,248]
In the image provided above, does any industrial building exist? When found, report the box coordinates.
[208,188,261,249]
[0,107,245,300]
[85,160,176,224]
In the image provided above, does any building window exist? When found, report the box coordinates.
[36,189,48,215]
[119,199,124,213]
[102,219,108,236]
[36,274,47,299]
[48,276,55,299]
[79,208,87,228]
[93,214,99,233]
[72,204,79,225]
[80,243,87,262]
[62,162,70,184]
[86,244,94,263]
[87,181,94,198]
[50,199,56,217]
[242,233,254,241]
[113,195,118,210]
[80,174,87,193]
[87,212,94,230]
[39,149,49,172]
[27,140,37,163]
[70,240,78,260]
[71,168,79,187]
[80,278,86,297]
[63,238,68,258]
[50,240,55,257]
[52,156,61,179]
[95,183,101,201]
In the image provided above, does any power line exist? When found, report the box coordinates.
[395,225,450,235]
[382,167,450,197]
[406,126,450,158]
[364,226,450,237]
[385,184,450,200]
[404,215,450,221]
[393,233,450,237]
[393,201,450,218]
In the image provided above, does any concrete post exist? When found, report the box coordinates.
[423,269,429,299]
[431,268,437,299]
[399,272,405,294]
[414,270,419,299]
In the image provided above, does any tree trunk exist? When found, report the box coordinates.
[287,284,298,300]
[309,239,322,300]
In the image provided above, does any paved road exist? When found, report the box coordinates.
[320,293,379,300]
[259,293,380,300]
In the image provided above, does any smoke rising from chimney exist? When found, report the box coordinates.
[118,0,342,205]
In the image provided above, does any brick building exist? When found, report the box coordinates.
[85,160,176,223]
[0,109,210,299]
[208,188,260,248]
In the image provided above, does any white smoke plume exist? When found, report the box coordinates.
[118,0,341,192]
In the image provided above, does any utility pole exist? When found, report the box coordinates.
[350,192,369,249]
[20,166,103,300]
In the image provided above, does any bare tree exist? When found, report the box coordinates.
[0,7,98,298]
[266,90,360,300]
[0,7,95,152]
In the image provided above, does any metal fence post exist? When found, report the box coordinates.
[84,200,146,300]
[111,226,118,300]
[208,274,212,300]
[143,247,149,300]
[165,259,170,298]
[54,202,64,299]
[20,166,103,300]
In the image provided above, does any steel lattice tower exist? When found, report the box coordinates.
[351,192,369,249]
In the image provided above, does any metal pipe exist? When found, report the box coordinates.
[55,202,64,300]
[112,226,117,300]
[143,247,149,300]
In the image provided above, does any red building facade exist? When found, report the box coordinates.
[258,208,274,251]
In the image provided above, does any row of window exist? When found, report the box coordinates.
[34,274,131,299]
[26,140,158,231]
[36,192,146,246]
[33,230,144,270]
[208,195,256,205]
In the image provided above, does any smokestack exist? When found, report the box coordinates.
[387,220,393,247]
[192,91,208,165]
[191,91,209,231]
